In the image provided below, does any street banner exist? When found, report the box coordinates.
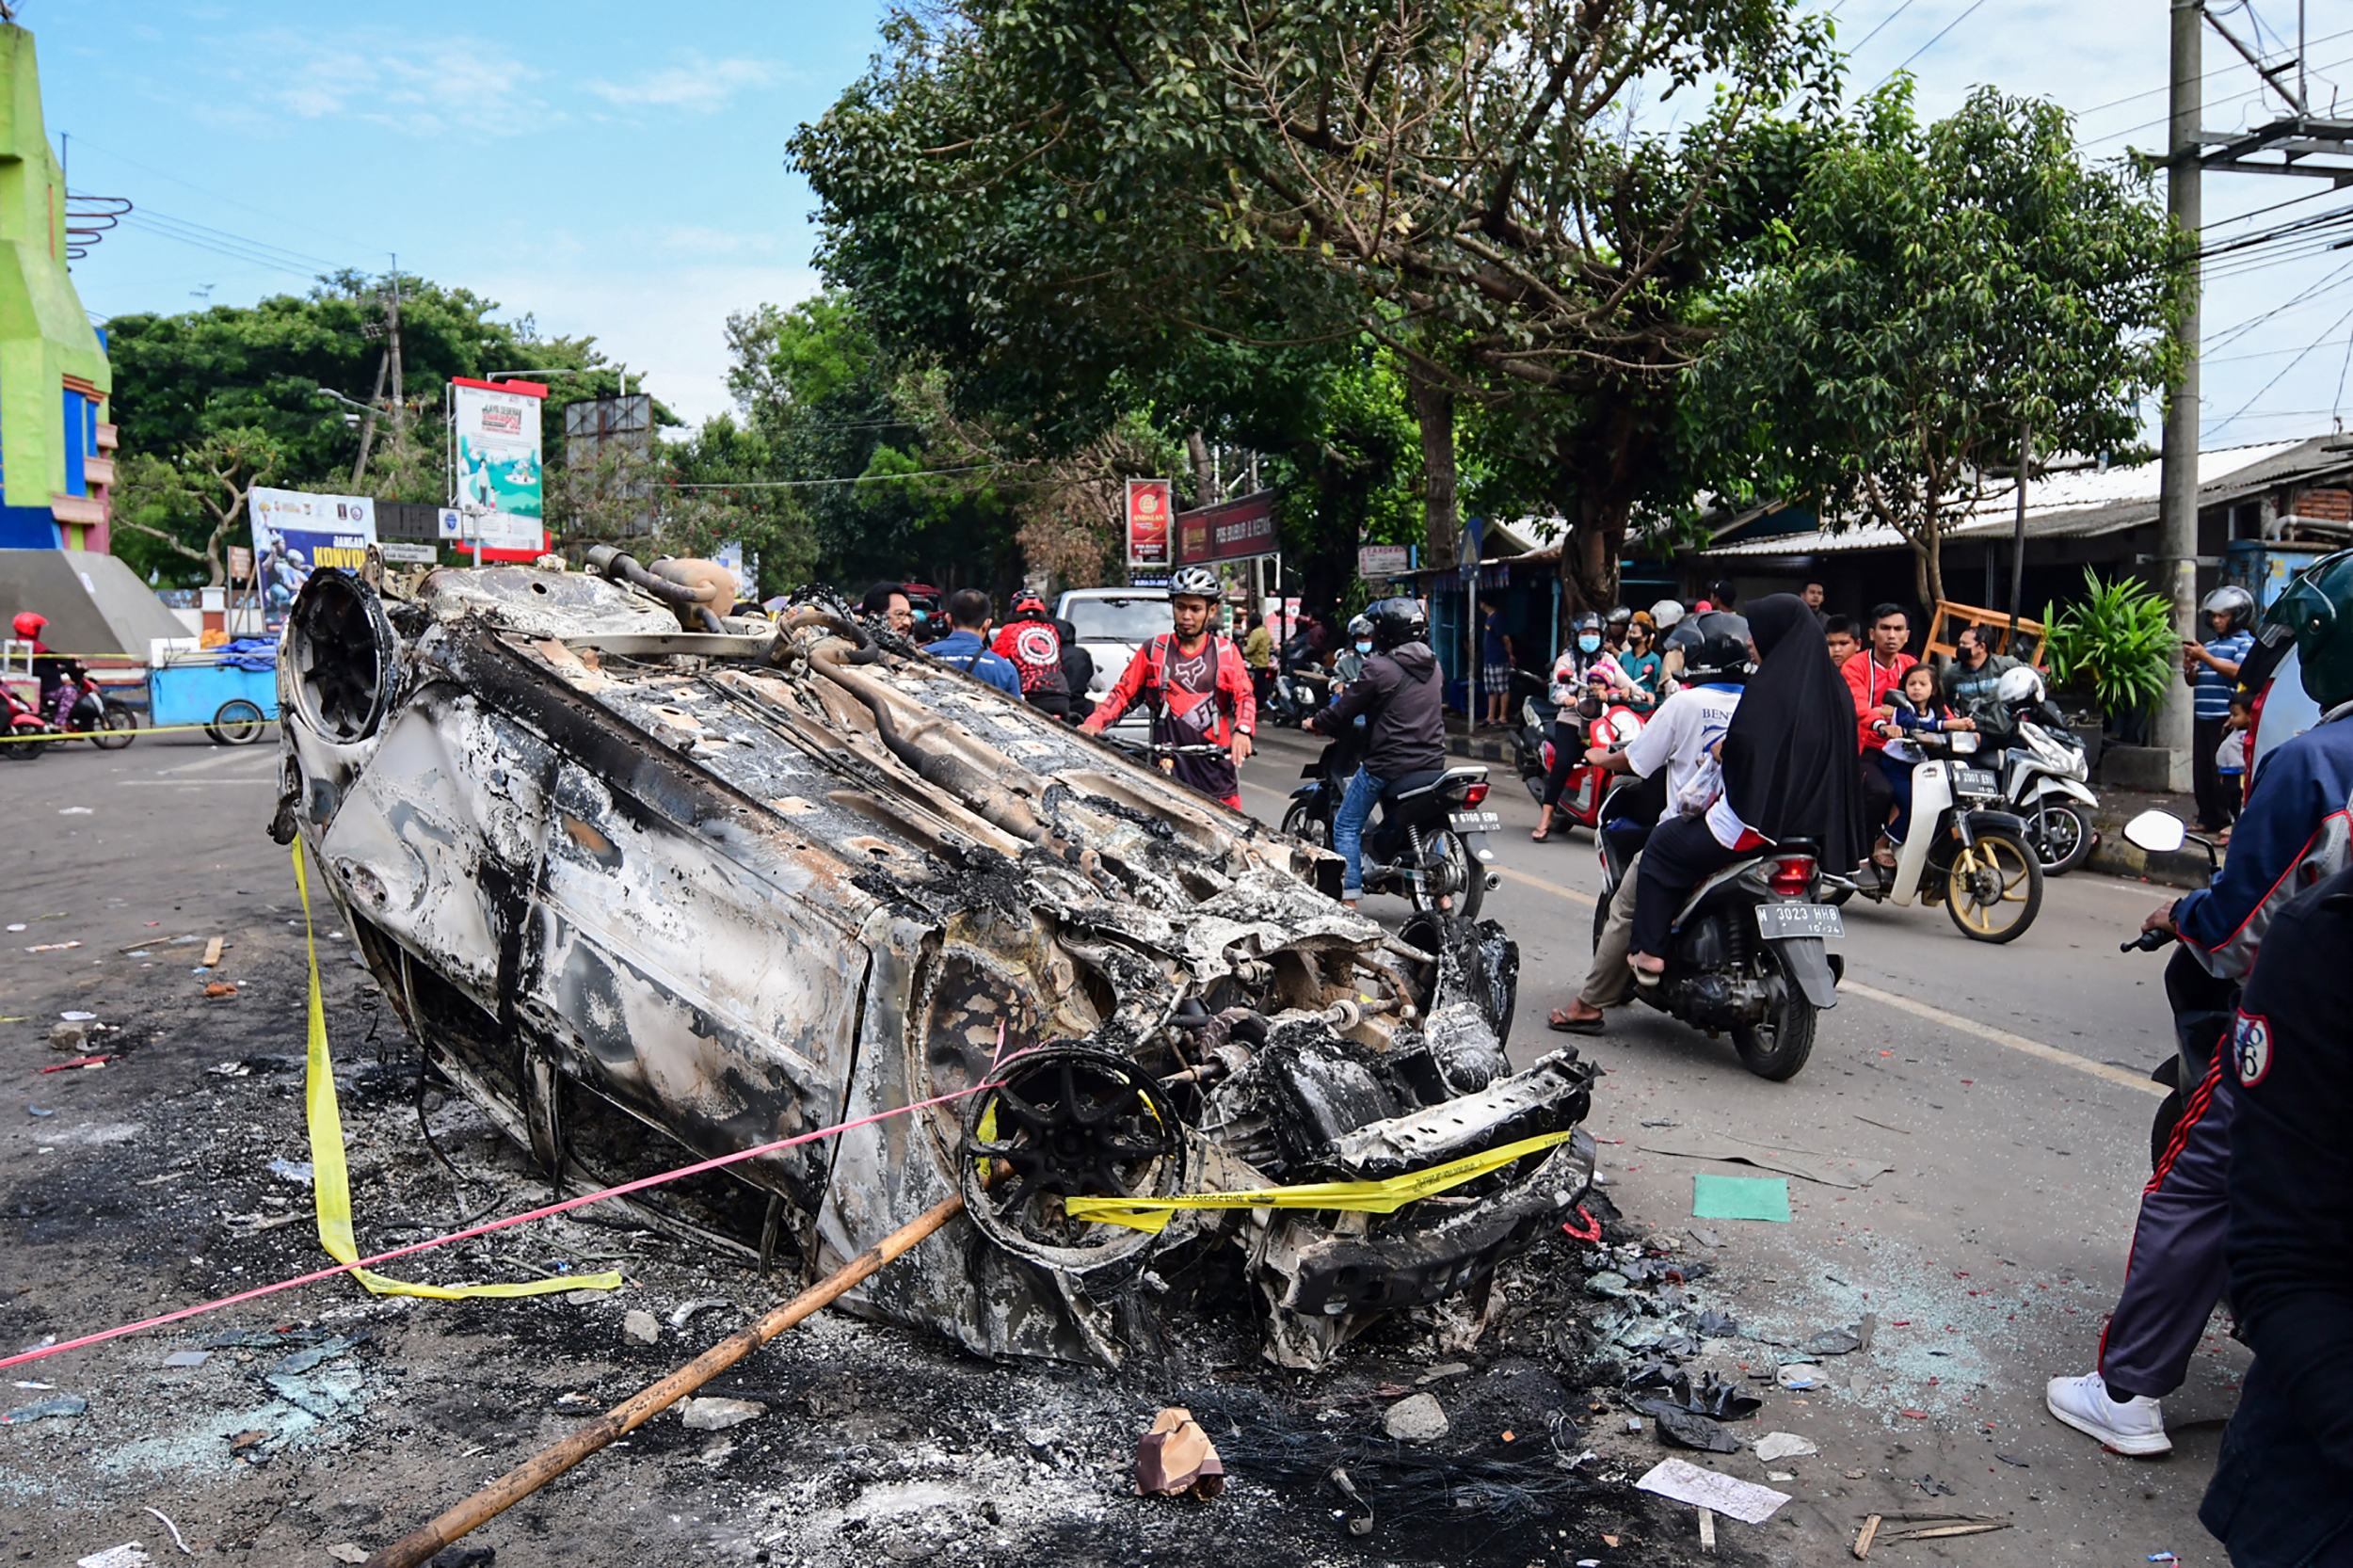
[450,377,547,559]
[250,487,377,620]
[1175,489,1276,566]
[1126,478,1172,569]
[379,541,438,565]
[1357,543,1410,580]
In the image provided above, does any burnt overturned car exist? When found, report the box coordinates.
[270,552,1596,1367]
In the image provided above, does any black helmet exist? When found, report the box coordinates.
[1680,611,1754,683]
[1572,610,1602,632]
[1365,597,1428,651]
[2201,584,2256,633]
[2267,549,2353,711]
[1346,614,1372,641]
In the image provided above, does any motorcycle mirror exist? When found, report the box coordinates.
[2122,809,2187,855]
[1887,691,1916,714]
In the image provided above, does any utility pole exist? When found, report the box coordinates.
[387,259,408,482]
[2009,419,2031,653]
[2154,0,2201,792]
[350,347,390,488]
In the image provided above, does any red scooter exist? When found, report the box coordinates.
[0,675,137,759]
[1508,668,1645,833]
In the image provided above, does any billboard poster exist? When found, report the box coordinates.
[450,377,546,556]
[1126,478,1172,569]
[1357,543,1410,580]
[1175,489,1277,566]
[249,487,377,620]
[436,505,546,558]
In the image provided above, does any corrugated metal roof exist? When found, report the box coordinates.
[1702,439,2338,559]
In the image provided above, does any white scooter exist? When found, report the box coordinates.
[1837,696,2045,942]
[1986,666,2100,874]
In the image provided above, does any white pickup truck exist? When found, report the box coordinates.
[1056,586,1171,744]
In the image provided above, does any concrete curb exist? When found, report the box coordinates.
[2081,819,2216,891]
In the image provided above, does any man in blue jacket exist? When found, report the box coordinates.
[926,588,1024,698]
[2047,551,2353,1458]
[2197,865,2353,1563]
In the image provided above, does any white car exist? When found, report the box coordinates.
[1056,586,1171,744]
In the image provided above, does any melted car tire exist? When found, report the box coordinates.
[1731,943,1816,1081]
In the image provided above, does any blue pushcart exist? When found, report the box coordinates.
[148,650,278,744]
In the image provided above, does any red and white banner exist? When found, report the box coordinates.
[1126,478,1172,568]
[1176,490,1276,566]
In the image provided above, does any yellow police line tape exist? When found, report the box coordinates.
[1062,1128,1577,1234]
[0,719,277,744]
[293,840,621,1299]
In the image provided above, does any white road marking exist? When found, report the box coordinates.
[154,749,273,776]
[1480,849,2167,1098]
[118,776,273,787]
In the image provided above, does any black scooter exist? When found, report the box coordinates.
[1283,738,1498,920]
[1593,818,1843,1080]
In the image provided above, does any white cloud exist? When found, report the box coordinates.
[584,56,780,112]
[184,27,554,139]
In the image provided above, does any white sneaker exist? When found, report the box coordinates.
[2044,1372,2171,1456]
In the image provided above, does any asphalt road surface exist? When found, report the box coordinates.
[0,722,2242,1565]
[1240,723,2240,1565]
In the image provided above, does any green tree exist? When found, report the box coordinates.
[1692,82,2191,608]
[790,0,1836,603]
[110,426,287,587]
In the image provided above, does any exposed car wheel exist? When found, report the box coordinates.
[90,706,137,749]
[207,699,265,745]
[1731,944,1816,1081]
[2027,800,2093,874]
[1944,829,2041,942]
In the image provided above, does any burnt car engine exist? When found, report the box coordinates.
[272,556,1595,1367]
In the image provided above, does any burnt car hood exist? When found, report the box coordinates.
[274,564,1594,1367]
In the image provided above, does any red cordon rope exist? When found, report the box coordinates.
[0,1066,1028,1372]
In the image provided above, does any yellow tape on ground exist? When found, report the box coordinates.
[1063,1128,1577,1234]
[293,840,620,1299]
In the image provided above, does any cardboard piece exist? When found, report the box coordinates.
[1135,1407,1225,1498]
[1691,1174,1792,1223]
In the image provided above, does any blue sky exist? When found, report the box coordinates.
[33,0,2353,447]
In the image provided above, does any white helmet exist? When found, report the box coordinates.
[1168,566,1220,600]
[1995,665,2044,706]
[1649,599,1686,631]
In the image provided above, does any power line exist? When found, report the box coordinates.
[1842,0,1921,56]
[2071,22,2353,119]
[58,133,386,260]
[2209,295,2353,436]
[1880,0,1987,82]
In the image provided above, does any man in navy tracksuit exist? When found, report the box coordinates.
[2047,550,2353,1463]
[2197,865,2353,1562]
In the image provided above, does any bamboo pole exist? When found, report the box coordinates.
[363,1192,967,1568]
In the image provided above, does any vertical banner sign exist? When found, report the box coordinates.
[448,377,548,559]
[250,488,378,623]
[1126,478,1172,570]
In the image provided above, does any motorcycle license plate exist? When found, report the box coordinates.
[1956,767,2000,796]
[1449,811,1502,833]
[1754,903,1844,939]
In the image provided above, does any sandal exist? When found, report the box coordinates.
[1548,1008,1605,1035]
[1628,956,1664,990]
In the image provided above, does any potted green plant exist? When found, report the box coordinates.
[2041,568,2177,762]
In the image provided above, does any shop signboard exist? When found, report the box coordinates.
[1175,490,1276,565]
[1126,478,1172,569]
[1357,543,1410,580]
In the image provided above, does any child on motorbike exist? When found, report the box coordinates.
[1870,663,1975,856]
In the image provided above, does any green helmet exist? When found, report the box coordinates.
[2268,547,2353,711]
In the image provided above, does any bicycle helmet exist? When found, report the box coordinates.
[1649,599,1686,632]
[1680,611,1754,683]
[1365,597,1428,651]
[2201,584,2256,633]
[2266,548,2353,710]
[1168,566,1220,600]
[1994,664,2045,706]
[1012,592,1049,617]
[10,612,44,639]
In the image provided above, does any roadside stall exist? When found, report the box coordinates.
[147,638,277,744]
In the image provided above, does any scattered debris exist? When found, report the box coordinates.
[1382,1392,1449,1443]
[270,1336,361,1375]
[1854,1514,1882,1560]
[1635,1457,1790,1525]
[0,1394,87,1423]
[667,1298,732,1331]
[140,1509,193,1558]
[1687,1227,1721,1248]
[623,1310,660,1345]
[226,1431,267,1450]
[48,1019,90,1052]
[1699,1506,1718,1551]
[1326,1465,1372,1535]
[199,936,223,968]
[40,1054,113,1072]
[1753,1432,1819,1463]
[1995,1452,2031,1467]
[1775,1363,1823,1391]
[327,1547,368,1565]
[205,1061,250,1078]
[1415,1361,1472,1385]
[266,1159,313,1186]
[73,1547,148,1568]
[426,1545,495,1566]
[1690,1174,1791,1223]
[202,982,236,999]
[26,1105,52,1116]
[57,1010,95,1021]
[1135,1407,1226,1498]
[679,1397,765,1432]
[159,1351,211,1369]
[26,940,82,953]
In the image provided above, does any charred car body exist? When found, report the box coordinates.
[272,555,1595,1367]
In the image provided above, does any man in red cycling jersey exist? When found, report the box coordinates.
[1082,566,1255,808]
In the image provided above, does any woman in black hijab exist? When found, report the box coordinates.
[1628,594,1864,976]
